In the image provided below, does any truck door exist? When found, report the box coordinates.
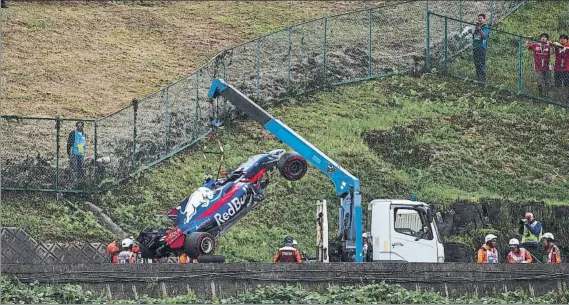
[389,205,438,262]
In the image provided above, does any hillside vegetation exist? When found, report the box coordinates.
[4,1,569,261]
[90,71,569,262]
[0,0,380,118]
[2,276,568,304]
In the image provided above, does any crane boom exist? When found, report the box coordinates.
[208,79,363,262]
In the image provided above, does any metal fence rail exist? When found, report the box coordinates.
[1,1,530,193]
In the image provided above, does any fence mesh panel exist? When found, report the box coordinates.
[290,19,325,94]
[166,75,198,153]
[96,108,134,184]
[223,41,258,99]
[1,119,57,190]
[134,91,165,169]
[258,29,290,105]
[326,10,370,84]
[4,1,538,193]
[370,2,427,76]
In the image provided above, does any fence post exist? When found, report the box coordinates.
[55,117,61,192]
[219,65,226,117]
[287,26,292,91]
[163,87,170,152]
[458,0,463,33]
[444,16,448,68]
[489,0,495,26]
[255,39,260,100]
[322,17,328,86]
[131,98,139,173]
[518,34,523,93]
[194,72,199,140]
[426,11,431,71]
[93,120,98,185]
[368,9,372,77]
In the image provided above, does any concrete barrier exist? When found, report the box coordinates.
[3,262,568,300]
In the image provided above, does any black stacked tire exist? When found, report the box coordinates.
[197,255,226,263]
[277,152,308,181]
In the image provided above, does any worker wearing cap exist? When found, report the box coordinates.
[507,238,532,264]
[273,236,302,263]
[477,234,499,264]
[518,212,543,255]
[117,238,137,264]
[542,232,561,264]
[292,239,308,262]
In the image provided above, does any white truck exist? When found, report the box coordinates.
[367,199,445,262]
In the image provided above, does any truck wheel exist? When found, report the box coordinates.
[277,152,307,181]
[197,255,225,263]
[184,232,216,258]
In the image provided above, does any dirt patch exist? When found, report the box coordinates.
[361,119,434,169]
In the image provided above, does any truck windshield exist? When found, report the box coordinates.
[394,208,433,240]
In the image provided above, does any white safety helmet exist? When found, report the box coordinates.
[292,239,298,246]
[542,232,555,240]
[485,234,497,243]
[508,238,519,246]
[362,233,368,238]
[122,238,133,248]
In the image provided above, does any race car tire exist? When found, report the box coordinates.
[138,243,155,259]
[197,255,226,263]
[277,152,308,181]
[184,232,216,258]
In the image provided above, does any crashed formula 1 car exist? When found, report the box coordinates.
[136,149,308,260]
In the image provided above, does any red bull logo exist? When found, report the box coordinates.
[214,186,249,226]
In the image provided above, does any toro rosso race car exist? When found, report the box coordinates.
[136,149,308,260]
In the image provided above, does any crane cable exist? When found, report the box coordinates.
[202,118,225,181]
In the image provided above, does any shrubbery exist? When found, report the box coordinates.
[2,276,568,304]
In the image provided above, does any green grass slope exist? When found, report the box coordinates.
[95,71,569,262]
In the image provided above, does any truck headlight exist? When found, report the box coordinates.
[438,256,445,263]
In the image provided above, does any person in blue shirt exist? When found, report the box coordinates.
[67,121,87,186]
[461,14,490,87]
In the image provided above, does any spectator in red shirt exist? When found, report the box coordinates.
[526,33,552,96]
[551,34,569,102]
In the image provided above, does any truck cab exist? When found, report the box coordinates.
[367,199,445,262]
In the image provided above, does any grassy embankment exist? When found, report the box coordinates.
[3,1,569,260]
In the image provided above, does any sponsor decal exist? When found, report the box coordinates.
[214,186,250,226]
[176,187,215,224]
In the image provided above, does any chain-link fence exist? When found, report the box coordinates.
[1,1,529,193]
[427,10,569,109]
[1,116,97,192]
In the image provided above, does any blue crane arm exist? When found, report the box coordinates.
[208,79,363,262]
[208,79,358,196]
